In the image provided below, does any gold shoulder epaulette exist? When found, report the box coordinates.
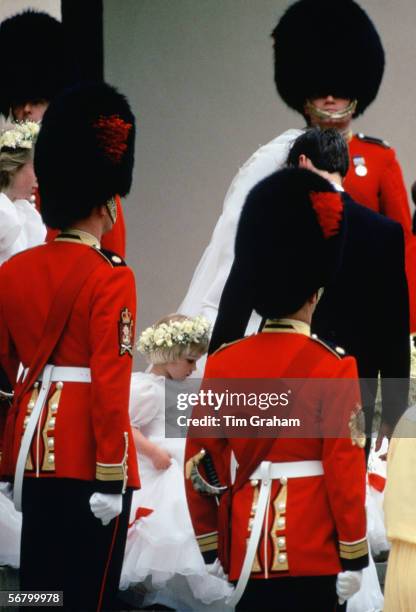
[356,133,390,148]
[310,334,346,359]
[212,335,252,356]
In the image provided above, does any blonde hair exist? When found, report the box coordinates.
[0,121,39,191]
[0,147,32,191]
[139,313,210,365]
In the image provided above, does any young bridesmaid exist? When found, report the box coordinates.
[121,314,232,610]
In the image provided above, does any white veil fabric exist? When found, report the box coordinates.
[178,129,302,332]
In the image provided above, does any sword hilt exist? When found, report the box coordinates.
[202,452,222,489]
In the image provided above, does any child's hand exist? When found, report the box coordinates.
[151,446,172,470]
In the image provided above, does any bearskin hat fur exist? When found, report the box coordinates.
[272,0,385,117]
[35,81,136,229]
[0,11,64,117]
[234,167,345,319]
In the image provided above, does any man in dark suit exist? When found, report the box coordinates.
[288,128,409,449]
[210,128,409,450]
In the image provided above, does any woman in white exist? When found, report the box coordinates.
[0,121,45,264]
[0,121,45,569]
[121,314,232,610]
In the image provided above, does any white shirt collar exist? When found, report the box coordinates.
[331,180,344,192]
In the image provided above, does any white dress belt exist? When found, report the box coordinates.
[14,364,91,512]
[227,460,324,608]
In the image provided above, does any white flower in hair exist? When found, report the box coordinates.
[180,321,189,333]
[153,327,166,346]
[0,121,40,152]
[137,315,211,355]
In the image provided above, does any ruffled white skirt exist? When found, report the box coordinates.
[121,438,233,608]
[0,491,21,568]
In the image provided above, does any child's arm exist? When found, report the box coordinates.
[132,426,171,470]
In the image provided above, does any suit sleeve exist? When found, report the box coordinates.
[378,223,410,427]
[89,264,136,493]
[321,356,369,570]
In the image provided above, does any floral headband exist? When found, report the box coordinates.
[0,121,40,152]
[138,316,211,355]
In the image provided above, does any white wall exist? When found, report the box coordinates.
[103,0,416,338]
[0,0,60,20]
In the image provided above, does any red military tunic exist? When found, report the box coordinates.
[0,229,139,492]
[345,133,416,332]
[185,319,368,582]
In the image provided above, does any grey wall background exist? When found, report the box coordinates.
[104,0,416,342]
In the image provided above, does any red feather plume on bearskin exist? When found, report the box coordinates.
[93,114,133,164]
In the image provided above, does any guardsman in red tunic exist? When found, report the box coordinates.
[185,168,368,611]
[0,10,127,257]
[345,134,411,227]
[272,0,416,332]
[0,82,139,611]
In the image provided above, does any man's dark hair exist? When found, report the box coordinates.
[287,127,350,178]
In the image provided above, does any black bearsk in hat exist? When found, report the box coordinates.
[272,0,385,117]
[35,81,135,229]
[234,167,345,319]
[0,11,64,117]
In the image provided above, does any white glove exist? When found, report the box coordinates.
[0,482,13,500]
[206,558,228,580]
[89,492,122,526]
[336,570,363,604]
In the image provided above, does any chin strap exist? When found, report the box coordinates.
[105,196,118,224]
[305,99,357,122]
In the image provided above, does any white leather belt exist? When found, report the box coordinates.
[250,460,323,481]
[21,365,92,384]
[14,365,91,511]
[39,366,91,383]
[228,460,323,607]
